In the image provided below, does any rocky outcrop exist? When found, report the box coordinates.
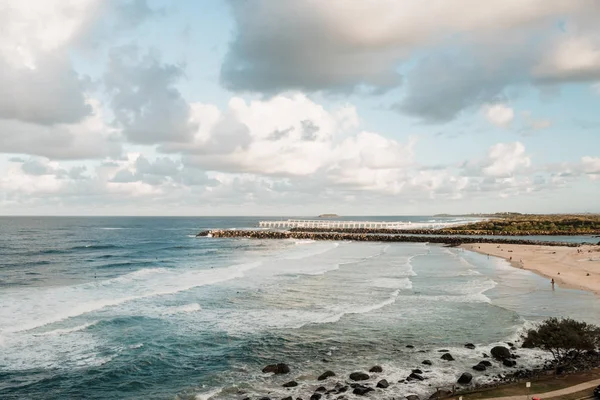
[317,371,335,380]
[377,379,389,388]
[441,353,455,361]
[491,346,512,360]
[457,372,473,384]
[349,372,370,381]
[262,363,290,374]
[369,365,383,373]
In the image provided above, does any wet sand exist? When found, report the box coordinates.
[461,243,600,295]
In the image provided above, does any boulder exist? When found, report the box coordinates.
[369,365,383,373]
[352,385,374,396]
[263,363,291,374]
[472,364,486,371]
[412,369,423,374]
[406,345,415,348]
[422,360,432,366]
[482,353,489,358]
[408,372,425,381]
[310,394,321,400]
[258,398,271,400]
[503,359,517,367]
[407,396,420,400]
[315,386,326,393]
[491,346,511,360]
[480,360,492,367]
[282,397,293,400]
[457,372,473,385]
[438,349,450,352]
[349,372,370,381]
[441,353,455,361]
[377,379,389,388]
[465,343,476,349]
[317,370,335,381]
[282,381,298,388]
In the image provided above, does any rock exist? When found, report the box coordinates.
[408,373,425,381]
[472,364,486,371]
[491,346,511,360]
[352,386,374,396]
[406,345,415,348]
[369,365,383,373]
[482,353,489,358]
[349,372,370,381]
[283,381,298,388]
[503,359,517,367]
[310,394,321,400]
[422,360,432,366]
[465,343,476,349]
[438,349,450,352]
[457,372,473,384]
[441,353,455,361]
[507,342,515,347]
[315,386,326,393]
[259,398,271,400]
[377,379,389,388]
[282,397,293,400]
[412,369,423,374]
[407,396,420,400]
[263,363,291,374]
[317,370,336,381]
[480,360,492,367]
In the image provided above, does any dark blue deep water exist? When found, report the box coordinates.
[1,217,600,400]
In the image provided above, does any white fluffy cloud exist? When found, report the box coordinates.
[582,156,600,180]
[484,104,515,127]
[482,142,531,177]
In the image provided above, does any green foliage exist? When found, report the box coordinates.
[522,318,600,363]
[444,214,600,235]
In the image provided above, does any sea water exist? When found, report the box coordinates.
[1,217,600,400]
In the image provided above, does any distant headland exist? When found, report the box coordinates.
[318,213,339,218]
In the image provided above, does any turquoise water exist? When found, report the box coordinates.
[1,217,600,399]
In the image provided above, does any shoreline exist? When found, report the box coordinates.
[461,243,600,295]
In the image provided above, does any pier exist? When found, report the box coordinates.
[258,219,451,230]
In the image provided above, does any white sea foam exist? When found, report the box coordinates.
[33,321,100,336]
[161,303,202,315]
[195,388,222,400]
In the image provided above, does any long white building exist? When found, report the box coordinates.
[258,219,452,230]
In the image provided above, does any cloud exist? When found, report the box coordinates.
[534,34,600,82]
[222,0,600,122]
[104,46,195,144]
[482,142,531,177]
[0,99,122,159]
[484,104,515,127]
[582,156,600,180]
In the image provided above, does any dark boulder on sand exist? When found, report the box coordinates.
[310,394,321,400]
[480,360,492,367]
[422,360,432,366]
[441,353,455,361]
[317,370,335,380]
[369,365,383,373]
[315,386,326,392]
[491,346,511,360]
[263,363,290,374]
[457,372,473,384]
[377,379,389,388]
[282,381,298,387]
[412,369,423,374]
[349,372,370,381]
[465,343,476,349]
[473,363,486,371]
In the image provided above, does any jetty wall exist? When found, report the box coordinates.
[198,229,587,247]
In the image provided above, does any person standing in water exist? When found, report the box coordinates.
[551,278,555,289]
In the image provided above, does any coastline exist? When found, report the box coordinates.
[461,243,600,295]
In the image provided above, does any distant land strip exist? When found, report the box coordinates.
[288,227,600,236]
[198,230,594,247]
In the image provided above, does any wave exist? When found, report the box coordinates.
[33,321,100,336]
[71,244,122,251]
[160,303,202,315]
[3,261,263,333]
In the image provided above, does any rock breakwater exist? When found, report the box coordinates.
[288,227,600,236]
[198,230,584,247]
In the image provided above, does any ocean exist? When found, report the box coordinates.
[1,216,600,400]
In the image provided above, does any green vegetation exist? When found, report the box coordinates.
[522,318,600,363]
[443,214,600,235]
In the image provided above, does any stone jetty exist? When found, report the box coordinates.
[197,229,585,247]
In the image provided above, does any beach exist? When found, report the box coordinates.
[461,243,600,295]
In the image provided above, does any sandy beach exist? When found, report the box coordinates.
[462,243,600,295]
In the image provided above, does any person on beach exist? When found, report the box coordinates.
[551,278,555,289]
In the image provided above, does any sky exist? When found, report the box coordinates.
[0,0,599,216]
